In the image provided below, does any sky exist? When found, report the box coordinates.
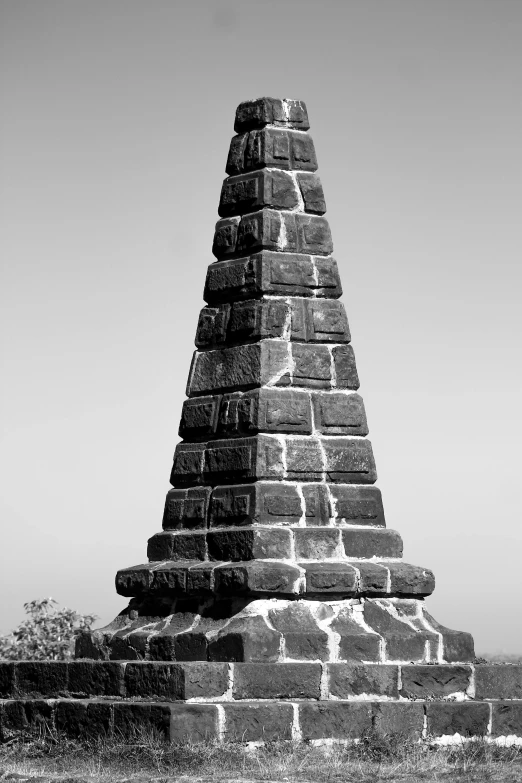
[1,0,521,653]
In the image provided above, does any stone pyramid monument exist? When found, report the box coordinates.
[3,99,521,745]
[78,97,474,667]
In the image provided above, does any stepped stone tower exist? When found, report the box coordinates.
[3,99,521,745]
[78,97,474,667]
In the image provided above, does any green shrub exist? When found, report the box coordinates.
[0,598,97,661]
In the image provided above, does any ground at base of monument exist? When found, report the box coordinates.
[1,732,522,783]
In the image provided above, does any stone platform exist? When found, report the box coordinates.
[1,662,522,743]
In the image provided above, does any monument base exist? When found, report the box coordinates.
[1,661,521,743]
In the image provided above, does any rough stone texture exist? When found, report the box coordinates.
[426,702,490,737]
[233,663,321,699]
[227,128,318,176]
[300,702,373,740]
[475,665,522,700]
[400,665,472,699]
[491,702,522,737]
[328,663,399,698]
[373,702,425,739]
[223,702,294,741]
[234,97,310,133]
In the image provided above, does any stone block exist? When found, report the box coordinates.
[332,608,382,662]
[329,485,385,526]
[114,702,173,739]
[387,563,435,597]
[125,663,184,700]
[207,527,292,561]
[173,632,207,661]
[179,396,221,438]
[223,389,313,436]
[234,97,310,132]
[15,662,68,698]
[285,437,324,481]
[295,214,333,255]
[219,169,299,217]
[152,561,189,593]
[1,700,29,731]
[491,702,522,737]
[226,131,249,175]
[341,528,403,558]
[55,701,112,738]
[229,128,317,174]
[401,665,472,699]
[294,528,342,559]
[268,602,330,661]
[304,562,358,595]
[223,702,294,741]
[227,299,289,342]
[183,662,229,699]
[186,562,215,595]
[236,209,295,255]
[291,343,332,388]
[0,662,14,697]
[187,341,290,396]
[212,216,240,259]
[214,561,301,597]
[475,665,522,700]
[233,663,321,699]
[204,252,342,303]
[313,393,367,435]
[357,561,389,594]
[332,345,360,389]
[323,438,377,483]
[299,702,372,740]
[372,702,425,739]
[328,663,399,698]
[147,531,206,562]
[302,483,330,525]
[209,615,282,663]
[170,442,206,486]
[362,601,432,662]
[426,702,490,738]
[204,435,285,483]
[422,611,475,662]
[116,564,156,596]
[194,304,230,347]
[296,172,326,214]
[67,661,125,697]
[210,482,298,527]
[162,487,211,531]
[170,704,220,742]
[291,299,350,343]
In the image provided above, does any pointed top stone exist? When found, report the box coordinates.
[234,97,310,133]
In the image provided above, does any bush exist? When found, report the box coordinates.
[0,598,97,661]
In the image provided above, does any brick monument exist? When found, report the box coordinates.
[1,98,521,743]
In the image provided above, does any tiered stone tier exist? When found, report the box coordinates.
[77,98,474,666]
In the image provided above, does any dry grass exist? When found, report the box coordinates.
[1,725,522,782]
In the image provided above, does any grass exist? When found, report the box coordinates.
[1,726,522,782]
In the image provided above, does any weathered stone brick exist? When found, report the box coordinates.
[212,216,240,259]
[187,341,290,396]
[162,487,211,531]
[233,663,321,699]
[125,662,184,700]
[67,662,125,697]
[475,665,522,700]
[170,704,220,742]
[230,128,317,174]
[209,615,282,663]
[302,483,330,525]
[491,702,522,737]
[294,528,342,559]
[179,396,221,438]
[214,561,301,597]
[236,209,295,255]
[208,527,292,561]
[387,562,435,597]
[0,662,15,697]
[295,214,333,255]
[186,562,215,595]
[226,131,249,175]
[210,482,303,527]
[147,531,206,562]
[227,299,289,342]
[332,607,382,662]
[304,562,358,595]
[234,97,310,132]
[219,169,300,217]
[328,485,385,526]
[114,702,173,738]
[195,304,230,347]
[55,701,112,738]
[332,344,359,389]
[1,700,29,731]
[426,702,490,738]
[296,172,326,214]
[224,702,293,741]
[328,663,399,698]
[313,393,367,435]
[182,662,229,699]
[291,343,332,388]
[291,299,350,343]
[152,561,189,593]
[299,702,372,740]
[170,442,206,486]
[116,563,156,596]
[401,665,472,699]
[362,601,432,662]
[221,388,312,436]
[15,662,68,698]
[373,702,425,739]
[342,528,403,558]
[323,438,377,483]
[268,603,330,661]
[204,435,285,483]
[357,561,389,594]
[422,611,474,662]
[204,253,342,303]
[285,437,324,481]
